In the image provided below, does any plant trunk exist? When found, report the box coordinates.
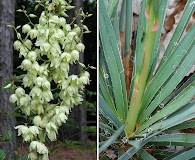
[0,0,16,159]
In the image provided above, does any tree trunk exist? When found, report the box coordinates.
[0,0,16,159]
[59,0,88,145]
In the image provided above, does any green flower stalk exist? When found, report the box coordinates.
[8,0,93,159]
[125,0,160,137]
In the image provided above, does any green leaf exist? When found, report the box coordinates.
[119,135,156,160]
[139,36,195,123]
[136,81,195,134]
[150,134,195,146]
[6,130,12,139]
[21,155,28,160]
[124,0,132,57]
[158,0,195,69]
[147,0,168,81]
[162,73,195,106]
[99,122,115,134]
[100,0,127,122]
[107,0,119,18]
[119,0,126,31]
[138,101,195,136]
[134,0,146,75]
[99,95,122,128]
[138,149,156,160]
[99,125,125,153]
[0,150,5,160]
[163,145,195,160]
[152,149,174,159]
[99,67,117,116]
[168,120,195,131]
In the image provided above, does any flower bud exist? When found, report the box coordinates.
[66,5,75,10]
[22,24,31,33]
[29,14,37,18]
[4,83,12,89]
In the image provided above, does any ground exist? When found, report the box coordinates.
[17,140,96,160]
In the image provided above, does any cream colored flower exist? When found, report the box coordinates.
[9,94,18,103]
[15,87,25,97]
[33,116,42,126]
[22,24,31,33]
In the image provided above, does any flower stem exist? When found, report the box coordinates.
[125,0,159,137]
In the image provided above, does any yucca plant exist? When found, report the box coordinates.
[99,0,195,159]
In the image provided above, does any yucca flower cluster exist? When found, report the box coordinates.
[8,0,92,159]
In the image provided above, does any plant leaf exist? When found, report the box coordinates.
[138,101,195,136]
[139,34,195,123]
[138,149,156,160]
[124,0,132,57]
[136,81,195,134]
[163,145,195,160]
[150,133,195,146]
[0,150,5,160]
[100,0,127,122]
[99,125,125,153]
[168,120,195,131]
[158,0,195,69]
[99,95,122,128]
